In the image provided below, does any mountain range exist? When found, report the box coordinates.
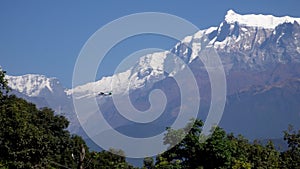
[6,10,300,143]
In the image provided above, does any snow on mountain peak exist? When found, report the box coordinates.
[6,74,58,97]
[69,51,171,99]
[225,9,300,29]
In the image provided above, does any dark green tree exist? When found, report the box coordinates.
[281,125,300,169]
[248,140,280,169]
[160,119,205,169]
[154,155,183,169]
[227,134,252,169]
[143,157,155,169]
[159,118,284,169]
[86,149,136,169]
[0,95,75,168]
[0,68,10,100]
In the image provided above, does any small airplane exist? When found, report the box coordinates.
[98,91,112,96]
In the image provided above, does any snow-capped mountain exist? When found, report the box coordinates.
[7,74,60,97]
[68,51,169,98]
[68,9,300,98]
[5,10,300,139]
[173,10,300,69]
[69,10,300,99]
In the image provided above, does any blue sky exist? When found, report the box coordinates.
[1,0,300,88]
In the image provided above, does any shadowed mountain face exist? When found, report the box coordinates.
[6,10,300,142]
[221,78,300,139]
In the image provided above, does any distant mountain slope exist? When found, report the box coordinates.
[221,78,300,139]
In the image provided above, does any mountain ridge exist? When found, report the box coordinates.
[5,10,300,140]
[7,10,300,95]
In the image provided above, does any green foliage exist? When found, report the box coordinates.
[143,157,154,169]
[154,155,182,169]
[232,159,251,169]
[248,140,280,169]
[158,119,299,169]
[0,69,10,100]
[87,149,136,169]
[0,94,136,169]
[280,125,300,169]
[160,119,204,169]
[0,95,72,168]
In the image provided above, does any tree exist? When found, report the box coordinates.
[0,68,10,100]
[281,125,300,168]
[0,95,76,168]
[160,119,205,169]
[66,135,90,169]
[87,149,136,169]
[248,140,280,169]
[159,118,285,169]
[0,94,136,168]
[143,157,154,169]
[154,155,182,169]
